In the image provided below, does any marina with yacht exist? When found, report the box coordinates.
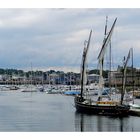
[0,9,140,132]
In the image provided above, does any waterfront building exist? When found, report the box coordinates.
[87,73,99,83]
[107,66,140,88]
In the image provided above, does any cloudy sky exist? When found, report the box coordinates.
[0,8,139,72]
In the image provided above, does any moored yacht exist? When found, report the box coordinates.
[74,18,130,116]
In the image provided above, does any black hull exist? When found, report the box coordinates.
[135,96,140,99]
[129,110,140,116]
[74,97,130,116]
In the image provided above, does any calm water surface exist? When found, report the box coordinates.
[0,91,140,132]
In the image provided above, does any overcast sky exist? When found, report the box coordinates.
[0,8,139,72]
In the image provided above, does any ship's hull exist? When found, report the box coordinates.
[129,109,140,116]
[135,96,140,99]
[74,96,130,116]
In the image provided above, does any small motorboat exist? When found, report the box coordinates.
[129,103,140,116]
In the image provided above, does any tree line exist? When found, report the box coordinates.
[0,68,109,78]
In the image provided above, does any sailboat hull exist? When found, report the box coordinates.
[74,96,130,116]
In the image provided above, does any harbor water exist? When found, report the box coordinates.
[0,91,140,132]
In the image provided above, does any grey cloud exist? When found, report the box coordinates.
[0,8,140,71]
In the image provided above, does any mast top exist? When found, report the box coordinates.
[98,17,117,61]
[104,16,108,37]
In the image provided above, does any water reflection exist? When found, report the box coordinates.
[80,113,84,132]
[75,111,96,131]
[74,111,133,132]
[120,117,123,132]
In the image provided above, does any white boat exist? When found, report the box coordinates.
[129,103,140,116]
[9,85,20,90]
[0,85,10,91]
[21,85,38,92]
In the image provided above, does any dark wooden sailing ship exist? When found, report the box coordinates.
[74,18,130,116]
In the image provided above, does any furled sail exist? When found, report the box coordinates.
[97,18,117,97]
[80,30,92,98]
[121,48,132,104]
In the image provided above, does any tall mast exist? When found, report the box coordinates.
[131,48,134,104]
[105,16,112,94]
[80,30,92,98]
[31,62,33,86]
[98,17,117,97]
[121,49,131,104]
[109,40,112,94]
